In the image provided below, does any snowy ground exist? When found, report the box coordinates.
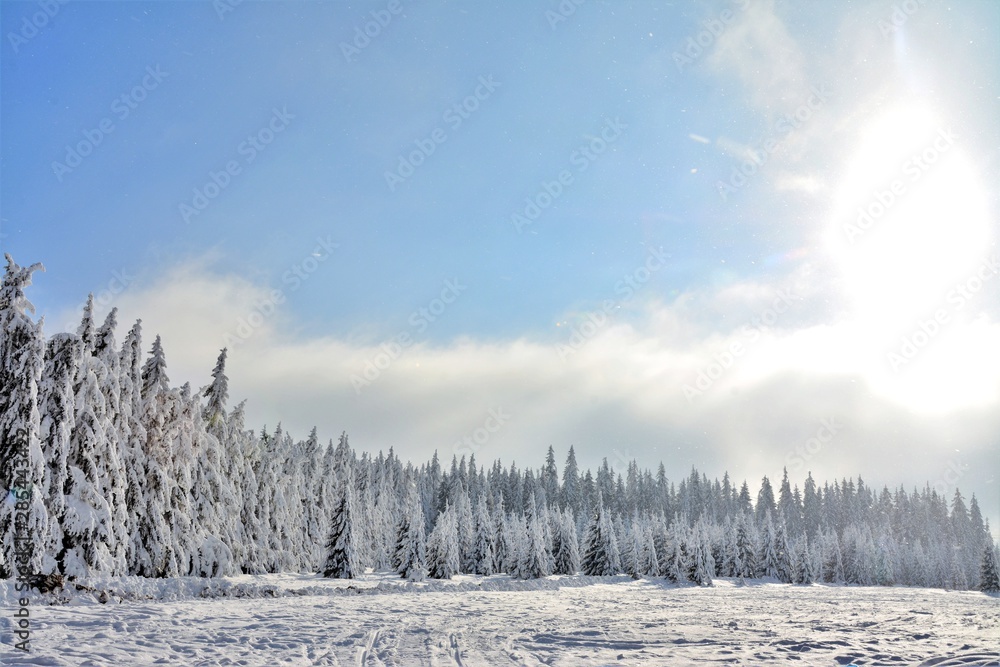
[2,573,998,666]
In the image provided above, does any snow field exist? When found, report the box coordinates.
[2,574,998,666]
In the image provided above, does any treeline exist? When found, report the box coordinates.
[1,255,999,592]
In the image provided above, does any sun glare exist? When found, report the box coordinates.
[825,104,995,412]
[827,105,992,328]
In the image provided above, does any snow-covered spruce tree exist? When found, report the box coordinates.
[581,498,621,576]
[501,511,525,575]
[37,333,83,575]
[117,320,149,576]
[948,549,968,591]
[623,518,641,578]
[61,333,121,577]
[652,517,671,578]
[91,308,130,575]
[542,445,560,510]
[874,533,896,586]
[773,517,793,583]
[322,464,360,579]
[638,522,659,577]
[0,255,49,579]
[197,359,241,567]
[133,332,177,577]
[140,335,169,399]
[427,503,460,579]
[980,540,1000,593]
[188,380,237,577]
[820,529,845,583]
[473,498,496,575]
[253,424,287,572]
[230,402,264,573]
[733,512,758,581]
[561,446,580,515]
[202,348,229,427]
[165,383,199,575]
[690,522,715,586]
[195,348,241,574]
[552,508,581,575]
[282,433,311,572]
[793,536,813,584]
[843,524,875,586]
[455,485,476,574]
[396,483,427,581]
[668,524,688,584]
[517,495,550,579]
[759,510,790,581]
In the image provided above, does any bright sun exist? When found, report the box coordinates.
[825,103,995,412]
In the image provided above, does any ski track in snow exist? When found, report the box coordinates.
[2,575,998,666]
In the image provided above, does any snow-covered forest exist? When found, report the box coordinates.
[3,255,999,592]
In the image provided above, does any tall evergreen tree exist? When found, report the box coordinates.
[581,498,620,576]
[322,467,360,579]
[37,333,83,575]
[427,503,460,579]
[0,256,49,579]
[561,446,580,514]
[979,540,999,593]
[396,483,427,581]
[472,498,496,576]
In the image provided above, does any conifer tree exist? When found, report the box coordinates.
[518,495,550,579]
[37,333,83,575]
[691,523,715,586]
[0,255,49,579]
[734,513,756,581]
[473,498,496,575]
[427,503,460,579]
[322,467,360,579]
[552,509,581,575]
[397,484,427,581]
[561,446,580,514]
[581,498,621,576]
[794,536,813,584]
[980,540,1000,593]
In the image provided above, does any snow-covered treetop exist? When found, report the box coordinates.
[141,334,170,399]
[203,347,229,420]
[0,253,44,317]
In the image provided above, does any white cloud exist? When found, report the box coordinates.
[706,0,809,118]
[53,254,999,537]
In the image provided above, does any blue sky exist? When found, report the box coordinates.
[3,1,1000,528]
